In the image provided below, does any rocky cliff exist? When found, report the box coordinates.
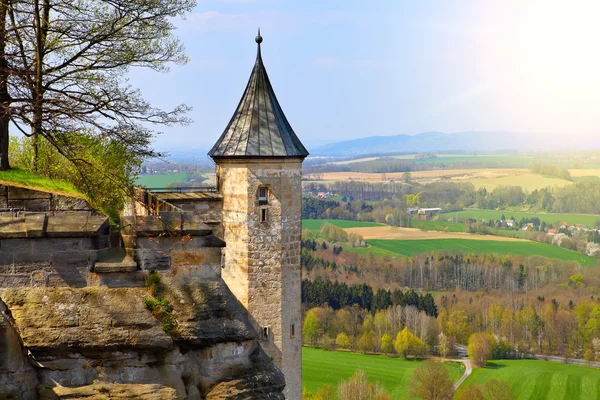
[0,271,285,399]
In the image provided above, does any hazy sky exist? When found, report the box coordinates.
[131,0,600,152]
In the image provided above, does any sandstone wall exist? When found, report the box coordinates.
[0,185,90,213]
[217,158,303,400]
[0,272,285,399]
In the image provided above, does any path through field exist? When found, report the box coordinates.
[451,358,473,393]
[345,226,527,241]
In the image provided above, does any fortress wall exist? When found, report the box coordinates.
[0,185,91,212]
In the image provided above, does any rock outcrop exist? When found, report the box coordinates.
[0,271,285,399]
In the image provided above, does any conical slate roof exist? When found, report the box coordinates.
[208,32,309,158]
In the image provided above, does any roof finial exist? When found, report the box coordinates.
[255,28,263,44]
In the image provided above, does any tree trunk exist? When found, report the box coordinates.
[0,0,10,171]
[31,0,49,172]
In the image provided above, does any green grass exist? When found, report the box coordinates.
[302,219,383,231]
[462,359,600,400]
[302,347,463,399]
[409,219,465,232]
[0,167,83,197]
[365,239,596,266]
[135,172,188,187]
[444,210,600,227]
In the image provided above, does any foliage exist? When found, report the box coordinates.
[381,333,394,354]
[304,309,321,346]
[9,135,140,220]
[336,332,351,349]
[455,385,484,400]
[467,333,493,367]
[302,277,438,315]
[407,360,454,400]
[143,272,176,332]
[482,379,513,400]
[394,327,426,359]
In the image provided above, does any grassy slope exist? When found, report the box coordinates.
[366,239,596,266]
[302,219,383,231]
[135,172,188,187]
[302,347,463,399]
[462,359,600,400]
[445,210,600,227]
[0,167,83,198]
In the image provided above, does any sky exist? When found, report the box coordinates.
[130,0,600,153]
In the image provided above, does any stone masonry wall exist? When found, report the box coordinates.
[218,158,303,400]
[0,185,90,212]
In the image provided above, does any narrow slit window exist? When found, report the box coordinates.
[261,208,267,223]
[258,187,268,204]
[290,324,295,339]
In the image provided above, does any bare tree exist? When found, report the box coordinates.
[407,361,454,400]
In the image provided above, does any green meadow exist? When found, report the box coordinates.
[366,239,596,266]
[135,172,188,187]
[461,359,600,400]
[302,347,463,399]
[302,219,383,231]
[444,209,600,227]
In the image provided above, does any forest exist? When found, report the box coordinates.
[302,239,600,360]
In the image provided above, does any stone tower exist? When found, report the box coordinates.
[208,31,309,399]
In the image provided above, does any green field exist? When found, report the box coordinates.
[462,359,600,400]
[445,210,600,227]
[302,347,463,399]
[413,155,533,167]
[409,219,465,232]
[135,172,188,187]
[366,239,596,266]
[302,219,383,231]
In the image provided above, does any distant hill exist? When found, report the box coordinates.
[311,131,598,157]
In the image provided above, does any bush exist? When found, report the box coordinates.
[336,332,351,349]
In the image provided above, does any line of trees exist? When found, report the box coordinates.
[302,277,437,316]
[302,303,438,356]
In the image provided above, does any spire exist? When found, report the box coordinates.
[208,30,309,158]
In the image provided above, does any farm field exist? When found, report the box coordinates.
[461,359,600,400]
[365,239,596,266]
[315,168,572,191]
[135,172,188,187]
[302,347,463,399]
[444,210,600,227]
[569,168,600,178]
[344,226,526,242]
[318,168,524,183]
[302,219,383,231]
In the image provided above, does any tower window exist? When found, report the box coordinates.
[261,208,268,223]
[258,187,268,205]
[290,324,295,339]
